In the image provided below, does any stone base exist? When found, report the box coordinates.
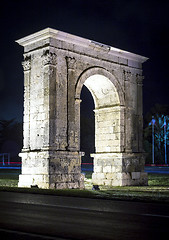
[92,172,148,186]
[18,150,84,189]
[18,174,50,188]
[49,173,84,189]
[18,173,85,189]
[91,152,148,186]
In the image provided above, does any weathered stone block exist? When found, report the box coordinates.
[105,173,115,179]
[103,180,112,185]
[112,179,123,186]
[103,166,112,173]
[94,166,103,173]
[122,172,132,180]
[131,172,141,180]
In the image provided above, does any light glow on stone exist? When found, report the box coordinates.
[84,74,120,108]
[83,74,121,154]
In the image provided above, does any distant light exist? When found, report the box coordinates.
[149,116,156,126]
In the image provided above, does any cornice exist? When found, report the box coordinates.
[16,28,148,64]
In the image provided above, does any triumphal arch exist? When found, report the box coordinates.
[16,28,148,189]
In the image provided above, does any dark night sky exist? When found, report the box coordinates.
[0,0,169,122]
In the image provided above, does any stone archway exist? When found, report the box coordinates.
[16,28,148,189]
[76,68,124,185]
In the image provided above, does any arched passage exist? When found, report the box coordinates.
[82,73,121,153]
[76,68,125,186]
[80,85,95,165]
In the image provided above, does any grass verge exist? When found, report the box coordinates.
[0,169,169,203]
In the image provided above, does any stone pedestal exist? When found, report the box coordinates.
[92,153,148,186]
[19,150,84,189]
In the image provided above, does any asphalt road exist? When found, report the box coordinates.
[0,192,169,240]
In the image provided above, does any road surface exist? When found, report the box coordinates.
[0,191,169,239]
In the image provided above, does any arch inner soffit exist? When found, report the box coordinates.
[83,74,120,109]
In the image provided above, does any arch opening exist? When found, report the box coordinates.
[80,74,121,156]
[79,73,123,185]
[80,85,95,169]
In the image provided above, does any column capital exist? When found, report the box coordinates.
[123,70,136,81]
[42,50,57,66]
[136,74,144,85]
[66,56,76,70]
[22,56,31,71]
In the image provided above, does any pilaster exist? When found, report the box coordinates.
[66,56,78,151]
[22,55,31,150]
[42,48,57,149]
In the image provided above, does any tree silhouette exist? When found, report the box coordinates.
[0,119,22,161]
[144,104,169,164]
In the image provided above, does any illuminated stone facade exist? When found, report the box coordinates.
[16,28,148,188]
